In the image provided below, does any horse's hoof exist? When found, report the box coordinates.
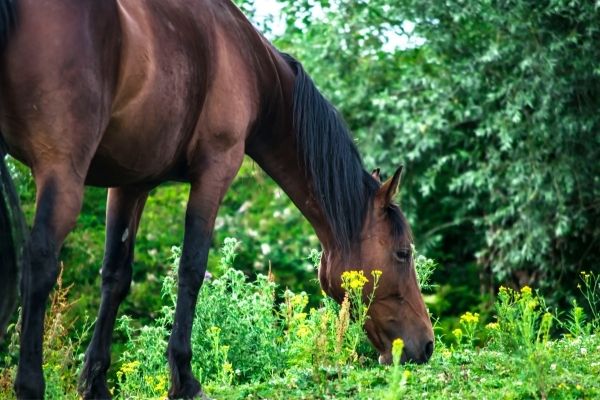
[14,383,44,400]
[79,382,112,400]
[14,369,44,400]
[78,363,112,399]
[196,390,211,400]
[168,378,206,399]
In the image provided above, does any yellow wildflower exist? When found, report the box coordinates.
[392,338,404,359]
[208,326,221,335]
[371,270,383,279]
[459,311,480,325]
[341,270,369,291]
[119,360,141,376]
[485,322,499,330]
[117,360,140,383]
[526,299,539,310]
[153,375,168,394]
[223,362,234,374]
[290,292,309,308]
[453,328,463,341]
[520,286,532,296]
[297,324,310,338]
[293,312,307,322]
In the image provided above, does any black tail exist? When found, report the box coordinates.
[0,141,26,340]
[0,0,21,340]
[0,0,16,48]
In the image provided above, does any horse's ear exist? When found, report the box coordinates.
[371,168,381,183]
[378,165,403,206]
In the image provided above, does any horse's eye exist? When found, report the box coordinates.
[394,249,411,263]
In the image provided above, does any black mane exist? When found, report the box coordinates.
[281,52,384,251]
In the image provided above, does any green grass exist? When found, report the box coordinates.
[1,240,599,399]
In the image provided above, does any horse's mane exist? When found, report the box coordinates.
[280,52,403,252]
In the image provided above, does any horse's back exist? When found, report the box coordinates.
[0,0,121,179]
[0,0,266,186]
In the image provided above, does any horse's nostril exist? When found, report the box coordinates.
[424,341,434,361]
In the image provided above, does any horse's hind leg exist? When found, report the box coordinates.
[79,186,149,399]
[14,168,87,398]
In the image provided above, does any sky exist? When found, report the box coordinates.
[251,0,424,51]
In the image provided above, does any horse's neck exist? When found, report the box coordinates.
[245,52,336,250]
[247,132,336,249]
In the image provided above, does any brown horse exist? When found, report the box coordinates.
[0,0,434,398]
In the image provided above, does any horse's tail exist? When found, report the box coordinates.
[0,140,26,340]
[0,0,23,340]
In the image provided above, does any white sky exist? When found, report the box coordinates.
[252,0,424,51]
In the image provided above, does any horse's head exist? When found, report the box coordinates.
[319,166,434,365]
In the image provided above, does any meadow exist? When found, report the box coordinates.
[1,239,598,399]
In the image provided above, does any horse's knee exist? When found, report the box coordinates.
[101,262,132,302]
[179,256,206,291]
[22,231,59,302]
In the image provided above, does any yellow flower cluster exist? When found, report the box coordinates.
[290,292,309,309]
[120,360,140,376]
[526,298,539,310]
[453,328,463,339]
[296,324,310,338]
[520,286,532,296]
[485,322,500,330]
[223,362,234,374]
[341,270,369,291]
[117,360,141,381]
[293,312,307,322]
[144,375,168,395]
[459,311,480,325]
[371,270,383,280]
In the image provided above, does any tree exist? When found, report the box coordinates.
[273,0,600,304]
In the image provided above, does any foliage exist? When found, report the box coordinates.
[272,0,600,303]
[1,243,599,399]
[0,266,90,400]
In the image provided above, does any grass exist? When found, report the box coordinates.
[1,239,599,399]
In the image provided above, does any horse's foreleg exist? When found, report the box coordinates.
[14,170,85,399]
[79,186,149,400]
[167,146,244,400]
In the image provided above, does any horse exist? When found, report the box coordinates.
[0,0,434,398]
